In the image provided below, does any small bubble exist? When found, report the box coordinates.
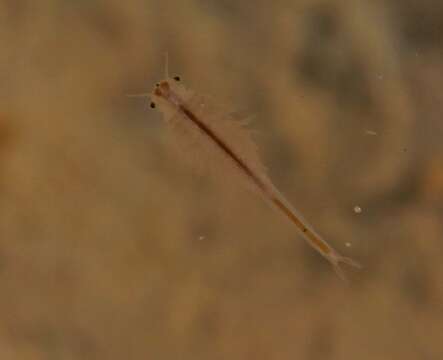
[354,206,362,214]
[365,130,377,136]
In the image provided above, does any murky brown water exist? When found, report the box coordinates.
[0,1,442,359]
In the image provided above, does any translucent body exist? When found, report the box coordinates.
[149,76,361,280]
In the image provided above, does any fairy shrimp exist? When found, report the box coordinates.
[142,60,361,280]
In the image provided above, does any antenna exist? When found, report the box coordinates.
[164,52,169,78]
[126,93,150,98]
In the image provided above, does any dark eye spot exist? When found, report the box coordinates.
[155,83,159,87]
[173,76,181,81]
[150,102,156,108]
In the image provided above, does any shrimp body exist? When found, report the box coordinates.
[149,76,360,280]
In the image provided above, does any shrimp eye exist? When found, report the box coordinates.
[150,102,156,108]
[155,83,159,87]
[173,75,181,82]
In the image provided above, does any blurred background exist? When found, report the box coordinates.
[0,0,442,359]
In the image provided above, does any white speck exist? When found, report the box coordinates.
[198,235,205,240]
[365,130,377,136]
[354,206,362,214]
[345,242,352,247]
[377,74,384,80]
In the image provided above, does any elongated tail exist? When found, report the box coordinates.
[325,248,362,282]
[264,184,361,281]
